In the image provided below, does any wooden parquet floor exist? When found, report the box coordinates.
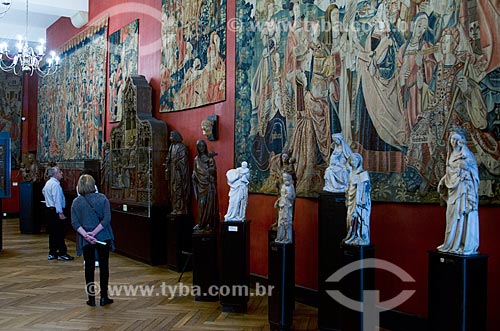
[0,219,318,331]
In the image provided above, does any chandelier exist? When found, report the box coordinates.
[1,1,12,18]
[0,0,60,76]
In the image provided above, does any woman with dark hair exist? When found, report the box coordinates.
[71,174,115,307]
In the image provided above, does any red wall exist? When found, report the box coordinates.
[33,0,500,329]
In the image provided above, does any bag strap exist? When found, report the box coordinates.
[82,195,103,221]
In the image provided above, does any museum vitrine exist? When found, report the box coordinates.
[108,75,169,265]
[109,75,168,217]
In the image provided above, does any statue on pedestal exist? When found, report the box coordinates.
[192,139,219,231]
[100,142,110,194]
[21,153,39,183]
[16,163,27,181]
[224,161,250,222]
[323,133,353,193]
[343,153,371,246]
[164,131,190,215]
[27,154,39,182]
[275,173,296,244]
[437,130,480,255]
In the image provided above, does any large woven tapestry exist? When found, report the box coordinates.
[38,18,108,162]
[160,0,227,112]
[0,71,22,168]
[235,0,500,203]
[108,19,139,123]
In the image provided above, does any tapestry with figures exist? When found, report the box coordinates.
[235,0,500,203]
[108,19,139,123]
[0,71,22,168]
[38,18,108,162]
[160,0,227,112]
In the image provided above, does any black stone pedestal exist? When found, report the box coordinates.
[326,244,375,331]
[318,192,347,331]
[428,250,488,331]
[220,220,250,312]
[192,231,218,301]
[20,182,42,234]
[268,230,295,331]
[166,214,193,272]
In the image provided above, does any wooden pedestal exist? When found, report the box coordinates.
[166,214,193,272]
[192,231,219,301]
[111,206,168,265]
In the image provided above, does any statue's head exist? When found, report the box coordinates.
[349,153,363,169]
[170,130,183,143]
[201,119,214,139]
[332,133,344,145]
[196,139,208,155]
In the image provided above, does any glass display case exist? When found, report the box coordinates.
[109,75,169,217]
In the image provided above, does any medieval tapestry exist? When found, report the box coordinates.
[108,19,139,123]
[160,0,227,112]
[235,0,500,203]
[0,71,22,168]
[38,18,108,162]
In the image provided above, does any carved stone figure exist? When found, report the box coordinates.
[192,140,219,231]
[164,131,190,215]
[324,133,353,192]
[275,173,296,244]
[224,161,250,222]
[437,131,480,255]
[27,154,39,182]
[16,162,27,181]
[100,142,111,194]
[343,153,371,246]
[201,118,218,141]
[21,153,39,183]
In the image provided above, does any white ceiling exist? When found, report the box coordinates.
[0,0,88,47]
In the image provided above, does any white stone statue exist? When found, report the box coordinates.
[224,161,250,222]
[343,153,371,246]
[275,173,296,244]
[324,133,353,193]
[437,131,480,255]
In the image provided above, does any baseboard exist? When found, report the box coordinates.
[2,213,20,219]
[249,274,427,331]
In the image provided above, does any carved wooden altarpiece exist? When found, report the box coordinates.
[110,75,168,214]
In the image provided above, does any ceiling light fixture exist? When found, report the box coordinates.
[0,0,60,76]
[0,1,12,18]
